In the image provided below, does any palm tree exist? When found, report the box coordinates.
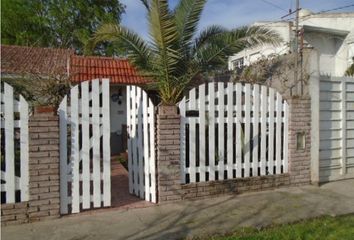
[88,0,281,105]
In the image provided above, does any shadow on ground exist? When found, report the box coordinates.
[2,179,354,240]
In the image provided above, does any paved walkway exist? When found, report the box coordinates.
[2,179,354,240]
[110,160,152,209]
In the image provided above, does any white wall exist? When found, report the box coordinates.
[110,85,127,134]
[110,85,127,155]
[228,11,354,76]
[228,22,291,70]
[301,14,354,32]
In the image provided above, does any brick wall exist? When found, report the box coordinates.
[180,174,290,200]
[156,106,183,203]
[1,202,29,225]
[1,108,60,226]
[288,98,312,185]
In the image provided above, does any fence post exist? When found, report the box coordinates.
[288,98,312,185]
[28,106,60,221]
[156,105,182,203]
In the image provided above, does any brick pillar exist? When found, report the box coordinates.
[28,107,60,221]
[156,105,182,203]
[288,98,311,185]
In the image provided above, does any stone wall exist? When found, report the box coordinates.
[288,98,312,185]
[1,108,60,226]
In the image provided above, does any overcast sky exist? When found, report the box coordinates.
[119,0,354,39]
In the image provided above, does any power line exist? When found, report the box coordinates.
[284,3,354,21]
[318,3,354,14]
[259,0,288,12]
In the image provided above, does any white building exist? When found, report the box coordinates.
[228,9,354,77]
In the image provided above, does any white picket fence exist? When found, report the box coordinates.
[59,79,111,214]
[179,82,289,183]
[0,82,29,203]
[127,86,156,203]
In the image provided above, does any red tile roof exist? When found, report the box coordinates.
[70,55,150,85]
[1,45,150,85]
[1,45,73,75]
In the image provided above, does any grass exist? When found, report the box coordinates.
[196,215,354,240]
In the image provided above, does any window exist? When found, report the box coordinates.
[232,58,244,69]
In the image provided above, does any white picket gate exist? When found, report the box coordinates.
[127,86,156,203]
[0,82,29,203]
[59,79,111,214]
[179,82,289,183]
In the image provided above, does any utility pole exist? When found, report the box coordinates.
[281,0,302,96]
[294,0,301,96]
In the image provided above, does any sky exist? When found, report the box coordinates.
[120,0,354,39]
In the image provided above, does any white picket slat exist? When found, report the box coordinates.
[148,98,156,203]
[260,86,267,176]
[131,86,139,195]
[138,89,145,198]
[180,97,186,183]
[283,101,289,173]
[268,88,275,175]
[81,81,90,209]
[102,79,111,207]
[189,88,196,183]
[19,96,29,201]
[209,83,216,181]
[244,84,251,177]
[92,80,101,208]
[199,84,206,182]
[59,96,68,214]
[235,83,242,178]
[143,91,150,200]
[70,86,80,213]
[275,92,282,174]
[127,86,133,194]
[218,82,225,180]
[4,83,15,203]
[227,83,233,179]
[252,85,259,177]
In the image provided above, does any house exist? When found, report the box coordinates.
[228,10,354,184]
[1,45,149,155]
[228,9,354,77]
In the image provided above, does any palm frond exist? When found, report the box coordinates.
[230,26,282,49]
[88,23,154,73]
[140,0,150,10]
[193,26,281,70]
[194,25,228,49]
[148,0,181,79]
[174,0,206,48]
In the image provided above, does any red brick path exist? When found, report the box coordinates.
[110,160,153,209]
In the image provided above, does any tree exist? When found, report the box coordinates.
[1,0,125,54]
[89,0,281,104]
[345,57,354,77]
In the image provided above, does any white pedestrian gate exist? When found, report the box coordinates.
[0,82,29,204]
[59,79,111,214]
[127,86,156,203]
[318,76,354,182]
[179,82,289,183]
